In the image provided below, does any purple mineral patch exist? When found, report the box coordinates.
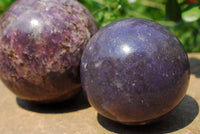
[81,18,190,125]
[0,0,98,102]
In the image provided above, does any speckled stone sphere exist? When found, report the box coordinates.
[81,18,190,125]
[0,0,98,102]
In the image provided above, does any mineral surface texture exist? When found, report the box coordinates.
[0,0,98,102]
[81,18,190,125]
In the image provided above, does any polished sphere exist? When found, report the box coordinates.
[0,0,98,102]
[81,18,190,125]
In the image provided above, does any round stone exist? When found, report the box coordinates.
[0,0,98,102]
[81,18,190,125]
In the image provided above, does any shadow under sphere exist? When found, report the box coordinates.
[97,95,199,134]
[16,90,90,113]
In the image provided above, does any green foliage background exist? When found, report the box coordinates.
[0,0,200,52]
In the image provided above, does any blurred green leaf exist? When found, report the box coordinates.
[0,0,200,52]
[0,0,16,15]
[182,6,200,22]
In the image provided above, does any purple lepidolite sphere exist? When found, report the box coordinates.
[81,18,190,125]
[0,0,98,102]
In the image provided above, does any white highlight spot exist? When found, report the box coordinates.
[138,34,145,41]
[122,44,131,54]
[162,73,169,77]
[95,61,103,68]
[115,82,123,89]
[132,83,135,87]
[141,99,144,104]
[128,0,136,3]
[30,19,39,27]
[148,33,152,36]
[60,50,66,55]
[83,63,87,69]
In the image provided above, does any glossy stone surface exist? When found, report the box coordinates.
[0,0,98,102]
[81,18,190,125]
